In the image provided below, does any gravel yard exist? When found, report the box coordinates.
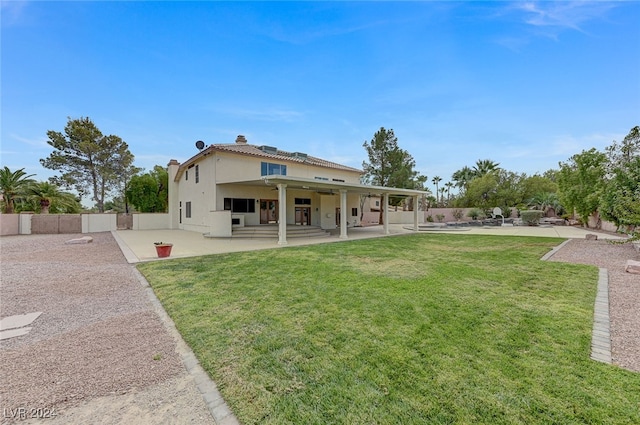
[0,233,214,424]
[0,232,638,424]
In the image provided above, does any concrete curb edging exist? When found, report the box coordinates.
[540,239,571,261]
[111,230,140,264]
[591,268,612,364]
[133,267,240,425]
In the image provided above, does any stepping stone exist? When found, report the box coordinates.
[0,327,32,341]
[625,259,640,274]
[0,312,42,331]
[65,236,93,244]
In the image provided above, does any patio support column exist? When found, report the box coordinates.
[339,189,348,239]
[413,195,419,231]
[277,183,287,245]
[383,193,390,235]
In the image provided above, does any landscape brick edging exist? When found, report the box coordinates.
[133,268,241,425]
[541,242,612,365]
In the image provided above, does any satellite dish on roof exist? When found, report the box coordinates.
[195,140,205,150]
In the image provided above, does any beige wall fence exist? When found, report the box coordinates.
[0,213,170,235]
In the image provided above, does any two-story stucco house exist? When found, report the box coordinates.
[167,135,426,244]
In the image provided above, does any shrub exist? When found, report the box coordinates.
[452,209,464,221]
[467,208,482,220]
[521,210,544,226]
[426,215,434,222]
[436,214,445,223]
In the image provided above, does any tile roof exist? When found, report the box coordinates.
[207,143,363,173]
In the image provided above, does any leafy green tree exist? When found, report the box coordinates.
[600,126,640,237]
[462,172,498,210]
[362,127,426,224]
[557,148,607,226]
[125,165,169,213]
[40,117,135,213]
[605,125,639,171]
[0,167,35,213]
[25,181,81,214]
[600,157,640,229]
[520,174,558,203]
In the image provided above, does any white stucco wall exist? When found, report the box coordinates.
[173,149,364,232]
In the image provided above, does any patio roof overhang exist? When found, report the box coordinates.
[254,176,429,197]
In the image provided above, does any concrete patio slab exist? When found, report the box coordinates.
[113,224,624,263]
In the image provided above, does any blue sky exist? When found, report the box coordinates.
[2,1,639,197]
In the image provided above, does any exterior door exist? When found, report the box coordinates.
[295,207,311,226]
[260,199,278,224]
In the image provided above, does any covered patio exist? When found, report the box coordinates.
[259,175,429,245]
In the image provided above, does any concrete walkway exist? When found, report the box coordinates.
[113,224,624,263]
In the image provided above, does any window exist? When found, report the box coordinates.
[261,162,287,176]
[352,208,358,216]
[314,176,329,181]
[185,201,192,218]
[332,178,345,182]
[187,164,194,181]
[295,198,311,205]
[375,200,380,207]
[195,165,199,183]
[224,198,256,213]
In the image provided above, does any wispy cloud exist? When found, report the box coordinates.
[516,1,616,31]
[8,133,49,149]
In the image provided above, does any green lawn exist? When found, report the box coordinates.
[138,234,640,424]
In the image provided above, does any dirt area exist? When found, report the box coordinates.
[0,233,215,424]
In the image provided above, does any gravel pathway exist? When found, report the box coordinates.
[548,238,640,372]
[0,233,215,424]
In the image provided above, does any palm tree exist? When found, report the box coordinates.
[0,167,36,213]
[431,176,442,205]
[527,192,563,216]
[439,187,446,206]
[451,166,474,192]
[445,181,454,205]
[25,181,81,214]
[473,159,500,177]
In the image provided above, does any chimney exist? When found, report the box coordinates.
[235,135,247,144]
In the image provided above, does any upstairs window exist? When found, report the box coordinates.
[195,165,200,183]
[261,162,287,176]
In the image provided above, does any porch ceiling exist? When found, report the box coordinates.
[237,176,429,197]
